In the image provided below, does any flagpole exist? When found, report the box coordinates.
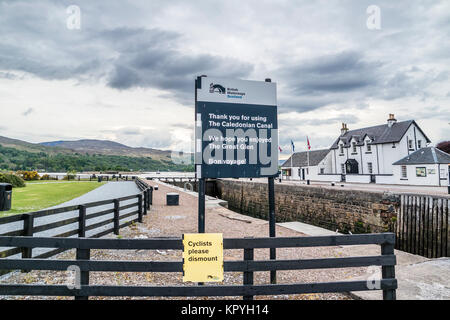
[290,147,293,180]
[306,137,310,182]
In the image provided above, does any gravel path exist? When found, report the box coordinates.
[0,181,141,258]
[0,180,375,300]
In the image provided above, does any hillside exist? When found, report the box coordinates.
[0,136,74,155]
[0,135,193,172]
[41,139,172,160]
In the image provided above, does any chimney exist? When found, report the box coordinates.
[341,123,349,136]
[387,114,397,128]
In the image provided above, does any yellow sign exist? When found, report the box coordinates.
[182,233,223,282]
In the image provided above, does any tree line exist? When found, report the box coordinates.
[0,144,193,172]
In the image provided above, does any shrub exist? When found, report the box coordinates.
[40,174,50,180]
[0,172,26,188]
[17,170,40,181]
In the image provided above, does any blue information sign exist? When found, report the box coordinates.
[195,76,278,178]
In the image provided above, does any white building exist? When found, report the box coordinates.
[281,114,449,186]
[393,147,450,187]
[280,149,331,181]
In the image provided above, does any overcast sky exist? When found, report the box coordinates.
[0,0,449,156]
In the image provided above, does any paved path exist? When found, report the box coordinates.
[279,221,450,300]
[1,181,141,258]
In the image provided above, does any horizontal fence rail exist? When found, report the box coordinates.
[0,179,152,262]
[0,233,397,300]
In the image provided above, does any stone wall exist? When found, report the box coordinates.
[215,180,399,234]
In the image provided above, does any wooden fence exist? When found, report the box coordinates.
[0,179,152,263]
[0,233,397,300]
[396,194,449,258]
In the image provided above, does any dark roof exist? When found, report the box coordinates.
[281,149,329,167]
[393,147,450,165]
[330,120,431,149]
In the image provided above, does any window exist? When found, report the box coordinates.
[416,167,426,177]
[401,166,407,178]
[417,140,422,148]
[339,144,344,155]
[368,162,373,174]
[441,169,446,179]
[320,168,325,174]
[366,141,372,152]
[352,142,357,153]
[341,164,346,174]
[408,139,414,150]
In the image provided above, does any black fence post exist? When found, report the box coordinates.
[198,178,206,233]
[78,205,86,238]
[75,248,90,300]
[114,199,120,235]
[381,240,397,300]
[243,247,254,300]
[138,194,143,223]
[148,187,153,207]
[268,177,276,284]
[21,214,34,272]
[143,190,148,216]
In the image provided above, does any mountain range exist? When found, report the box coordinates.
[0,135,173,160]
[40,139,172,160]
[0,135,193,172]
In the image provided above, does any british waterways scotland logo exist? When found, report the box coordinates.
[209,83,226,94]
[209,82,246,100]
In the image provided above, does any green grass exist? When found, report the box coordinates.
[24,179,93,184]
[1,181,106,217]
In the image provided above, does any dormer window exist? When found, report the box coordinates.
[352,142,357,153]
[408,139,414,150]
[339,144,344,155]
[417,140,422,149]
[366,141,372,152]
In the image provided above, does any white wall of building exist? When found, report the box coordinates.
[331,122,429,176]
[374,175,395,184]
[393,164,449,186]
[381,124,429,174]
[282,121,446,187]
[346,175,372,183]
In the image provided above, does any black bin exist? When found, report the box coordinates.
[0,183,12,211]
[166,193,179,206]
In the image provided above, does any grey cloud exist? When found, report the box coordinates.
[0,3,254,105]
[278,51,382,95]
[279,113,360,128]
[22,108,34,116]
[274,51,383,113]
[0,71,19,80]
[0,0,449,146]
[100,126,174,149]
[106,42,253,103]
[171,122,194,130]
[397,105,450,121]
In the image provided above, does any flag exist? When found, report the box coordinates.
[278,146,283,152]
[290,140,295,152]
[307,136,311,150]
